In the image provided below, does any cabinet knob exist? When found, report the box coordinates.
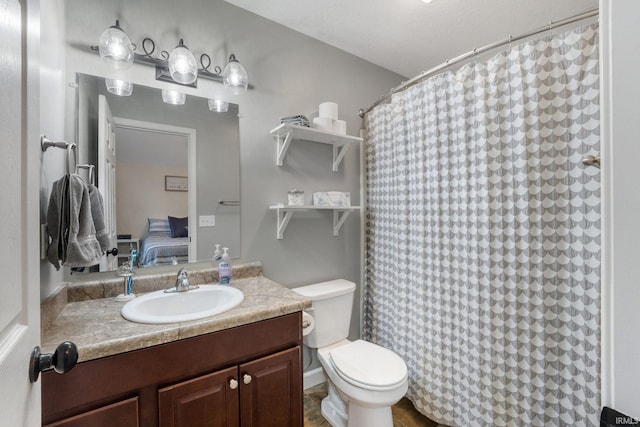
[243,374,252,385]
[229,378,238,390]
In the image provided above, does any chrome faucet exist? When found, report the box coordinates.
[165,268,199,293]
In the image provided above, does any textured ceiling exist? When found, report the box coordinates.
[224,0,598,78]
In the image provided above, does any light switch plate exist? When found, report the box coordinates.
[199,215,216,227]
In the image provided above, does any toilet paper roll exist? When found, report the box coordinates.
[319,102,338,120]
[332,119,347,135]
[301,311,315,336]
[313,117,333,132]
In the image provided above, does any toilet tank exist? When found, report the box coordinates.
[292,279,356,348]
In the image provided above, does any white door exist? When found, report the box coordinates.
[98,95,118,271]
[0,0,42,424]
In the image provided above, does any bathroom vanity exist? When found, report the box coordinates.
[40,264,310,427]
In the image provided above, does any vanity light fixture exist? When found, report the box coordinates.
[222,54,248,95]
[92,20,250,92]
[98,20,134,69]
[105,78,133,96]
[208,98,229,113]
[161,89,186,105]
[168,39,198,85]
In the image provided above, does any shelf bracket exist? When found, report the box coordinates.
[276,131,293,167]
[275,208,294,239]
[333,210,353,236]
[332,143,351,172]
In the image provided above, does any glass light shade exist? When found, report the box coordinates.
[168,40,198,85]
[223,55,248,95]
[208,98,229,113]
[105,79,133,96]
[98,21,134,70]
[161,89,186,105]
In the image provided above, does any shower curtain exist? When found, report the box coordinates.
[363,23,600,426]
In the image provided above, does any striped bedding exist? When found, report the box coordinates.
[138,232,188,267]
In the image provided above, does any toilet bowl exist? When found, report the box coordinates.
[293,280,409,427]
[318,340,408,427]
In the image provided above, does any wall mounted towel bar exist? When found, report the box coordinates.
[76,164,95,185]
[41,135,78,175]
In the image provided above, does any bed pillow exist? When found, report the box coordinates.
[148,218,171,234]
[168,216,189,238]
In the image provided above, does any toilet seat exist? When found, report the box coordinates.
[328,340,408,391]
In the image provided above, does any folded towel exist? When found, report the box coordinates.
[46,175,69,270]
[46,174,103,270]
[88,183,109,252]
[64,175,102,268]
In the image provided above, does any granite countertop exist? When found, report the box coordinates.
[41,273,311,363]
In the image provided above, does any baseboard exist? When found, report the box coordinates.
[303,367,326,390]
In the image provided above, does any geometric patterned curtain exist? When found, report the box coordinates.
[363,23,600,426]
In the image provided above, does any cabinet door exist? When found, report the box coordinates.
[239,346,302,427]
[44,397,139,427]
[159,366,239,427]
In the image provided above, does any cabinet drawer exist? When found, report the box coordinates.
[44,396,138,427]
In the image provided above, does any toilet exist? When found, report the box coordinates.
[293,280,408,427]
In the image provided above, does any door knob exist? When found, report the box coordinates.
[106,247,118,257]
[229,378,238,390]
[29,341,78,383]
[243,374,252,385]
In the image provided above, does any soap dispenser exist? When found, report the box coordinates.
[218,247,232,285]
[212,244,222,264]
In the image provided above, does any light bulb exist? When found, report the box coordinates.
[161,89,186,105]
[105,79,133,96]
[223,54,248,95]
[208,98,229,112]
[168,39,198,85]
[98,20,134,70]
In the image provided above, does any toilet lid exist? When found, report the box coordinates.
[328,340,407,390]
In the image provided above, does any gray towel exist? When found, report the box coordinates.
[88,184,109,252]
[46,174,103,270]
[46,175,69,270]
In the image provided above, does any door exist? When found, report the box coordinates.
[0,0,42,424]
[98,94,118,271]
[239,347,302,427]
[158,366,239,427]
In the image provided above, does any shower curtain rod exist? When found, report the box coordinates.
[358,8,599,118]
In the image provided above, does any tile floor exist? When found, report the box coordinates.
[304,383,441,427]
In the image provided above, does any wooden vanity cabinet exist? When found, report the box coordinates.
[42,312,303,427]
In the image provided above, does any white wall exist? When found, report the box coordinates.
[116,162,189,237]
[601,0,640,419]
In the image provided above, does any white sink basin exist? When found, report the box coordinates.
[121,285,244,324]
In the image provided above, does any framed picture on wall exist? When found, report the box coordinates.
[165,175,188,192]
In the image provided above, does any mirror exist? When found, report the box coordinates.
[73,73,240,273]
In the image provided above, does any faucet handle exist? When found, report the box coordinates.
[174,268,197,292]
